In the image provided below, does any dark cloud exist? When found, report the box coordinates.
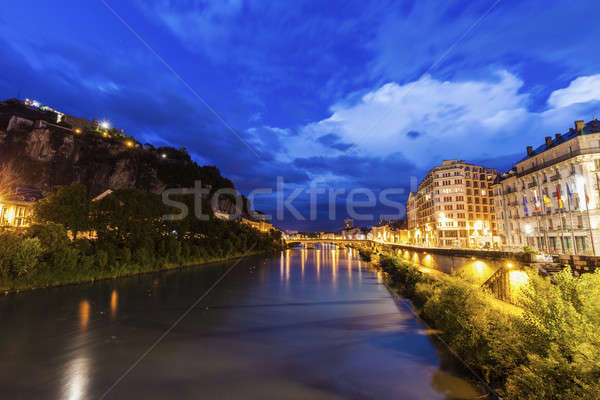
[406,130,422,139]
[316,133,354,151]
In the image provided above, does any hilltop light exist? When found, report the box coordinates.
[125,140,134,148]
[102,131,110,138]
[99,120,111,130]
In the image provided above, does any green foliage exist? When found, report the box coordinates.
[27,223,69,253]
[523,245,535,253]
[378,255,600,399]
[0,232,42,278]
[358,248,372,262]
[2,188,282,291]
[33,183,90,238]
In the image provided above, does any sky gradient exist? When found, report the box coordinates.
[2,1,600,230]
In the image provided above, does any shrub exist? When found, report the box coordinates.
[51,248,80,271]
[27,223,69,254]
[0,232,42,278]
[358,248,372,262]
[95,250,109,270]
[380,254,600,399]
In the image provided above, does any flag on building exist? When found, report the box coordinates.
[566,182,574,210]
[522,195,529,216]
[556,185,564,209]
[533,190,541,212]
[584,182,590,205]
[542,190,552,208]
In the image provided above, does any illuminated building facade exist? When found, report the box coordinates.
[0,186,42,228]
[240,217,277,233]
[407,159,500,248]
[494,119,600,255]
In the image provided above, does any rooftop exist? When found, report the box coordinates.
[521,119,600,161]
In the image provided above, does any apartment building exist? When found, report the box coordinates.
[494,119,600,255]
[407,159,500,248]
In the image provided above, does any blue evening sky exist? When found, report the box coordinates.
[2,1,600,230]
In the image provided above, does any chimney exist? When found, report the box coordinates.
[545,136,552,147]
[555,133,561,141]
[575,120,585,132]
[526,146,534,156]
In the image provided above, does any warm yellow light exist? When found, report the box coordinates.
[79,300,90,330]
[102,131,110,138]
[125,140,134,148]
[474,260,486,274]
[506,263,513,269]
[509,270,529,290]
[74,128,82,134]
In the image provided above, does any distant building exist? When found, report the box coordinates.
[407,159,500,248]
[494,119,600,255]
[370,220,409,244]
[343,218,354,229]
[240,217,277,233]
[0,185,43,228]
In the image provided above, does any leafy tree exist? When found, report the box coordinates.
[91,189,165,246]
[27,223,69,253]
[34,183,90,239]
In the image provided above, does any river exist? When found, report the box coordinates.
[0,244,487,399]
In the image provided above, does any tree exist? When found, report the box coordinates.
[91,189,166,246]
[34,183,90,239]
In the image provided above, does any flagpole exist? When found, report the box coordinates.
[557,184,566,254]
[585,190,596,256]
[566,184,578,255]
[559,210,566,254]
[536,184,551,253]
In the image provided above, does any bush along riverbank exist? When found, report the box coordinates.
[0,184,283,292]
[376,253,600,400]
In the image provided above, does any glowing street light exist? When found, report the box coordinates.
[125,140,134,148]
[161,153,167,159]
[99,120,111,130]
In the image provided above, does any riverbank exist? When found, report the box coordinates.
[1,250,271,294]
[369,250,600,400]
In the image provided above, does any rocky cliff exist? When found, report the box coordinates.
[0,105,247,215]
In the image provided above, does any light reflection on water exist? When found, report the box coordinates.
[110,289,118,320]
[0,245,487,399]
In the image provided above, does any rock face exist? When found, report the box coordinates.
[1,120,246,205]
[0,99,251,215]
[1,122,166,195]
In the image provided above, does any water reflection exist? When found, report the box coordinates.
[62,356,90,400]
[64,300,92,400]
[78,300,90,330]
[1,247,487,399]
[110,289,118,320]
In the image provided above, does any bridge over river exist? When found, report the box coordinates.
[287,238,545,303]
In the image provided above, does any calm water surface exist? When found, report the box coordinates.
[0,245,486,399]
